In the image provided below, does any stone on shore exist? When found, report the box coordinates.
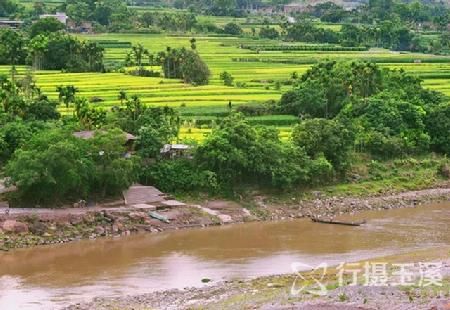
[1,220,28,234]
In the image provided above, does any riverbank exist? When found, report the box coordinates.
[66,247,450,310]
[0,183,449,251]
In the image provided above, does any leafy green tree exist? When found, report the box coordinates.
[29,34,49,71]
[23,97,60,121]
[196,114,255,185]
[38,32,104,72]
[30,17,65,38]
[32,1,46,17]
[196,114,310,187]
[280,79,327,117]
[259,27,279,39]
[5,129,93,206]
[190,38,197,50]
[0,121,33,163]
[84,42,104,72]
[220,71,234,86]
[125,44,150,73]
[0,0,19,17]
[111,96,179,138]
[66,2,90,25]
[74,97,106,129]
[140,159,218,193]
[292,118,355,173]
[349,93,430,157]
[426,103,450,155]
[161,47,210,85]
[118,89,127,105]
[223,22,243,35]
[0,29,26,82]
[56,85,78,108]
[286,21,339,44]
[88,129,138,197]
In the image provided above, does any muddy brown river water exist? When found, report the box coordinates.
[0,202,449,309]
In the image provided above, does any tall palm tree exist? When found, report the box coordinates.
[56,85,78,108]
[84,42,104,72]
[131,44,150,72]
[118,89,127,105]
[29,34,48,71]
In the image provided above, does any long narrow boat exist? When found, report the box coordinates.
[149,211,170,223]
[311,217,366,226]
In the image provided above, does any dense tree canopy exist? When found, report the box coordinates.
[30,17,65,38]
[6,128,138,206]
[160,47,210,85]
[281,60,446,159]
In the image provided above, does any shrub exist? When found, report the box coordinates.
[223,23,243,35]
[292,118,355,174]
[140,159,218,193]
[438,163,450,179]
[6,129,93,206]
[89,96,104,103]
[220,71,234,86]
[127,68,161,77]
[6,128,139,206]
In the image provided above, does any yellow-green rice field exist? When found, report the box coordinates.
[3,33,450,142]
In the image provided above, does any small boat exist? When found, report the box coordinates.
[149,211,170,223]
[311,217,366,227]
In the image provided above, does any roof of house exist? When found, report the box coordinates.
[73,131,136,141]
[0,20,24,25]
[160,144,191,153]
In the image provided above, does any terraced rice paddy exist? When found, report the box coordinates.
[3,33,450,141]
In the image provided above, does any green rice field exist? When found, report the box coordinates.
[3,33,450,141]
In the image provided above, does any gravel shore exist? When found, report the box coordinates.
[66,259,450,310]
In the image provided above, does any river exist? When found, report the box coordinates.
[0,202,449,309]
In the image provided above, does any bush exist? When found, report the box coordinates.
[259,27,279,39]
[89,96,104,103]
[426,103,450,155]
[220,71,234,86]
[438,163,450,179]
[140,159,218,193]
[292,118,355,174]
[235,104,267,116]
[223,22,243,35]
[127,68,161,77]
[6,129,93,206]
[6,128,139,206]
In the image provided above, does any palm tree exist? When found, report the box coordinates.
[118,90,127,105]
[56,85,78,108]
[190,38,196,50]
[84,42,104,72]
[130,44,150,73]
[29,35,48,71]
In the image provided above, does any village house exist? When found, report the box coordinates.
[283,3,308,14]
[73,131,137,155]
[39,12,68,25]
[0,19,24,29]
[251,6,276,15]
[67,20,94,33]
[160,144,192,159]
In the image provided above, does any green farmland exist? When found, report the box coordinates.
[3,33,450,141]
